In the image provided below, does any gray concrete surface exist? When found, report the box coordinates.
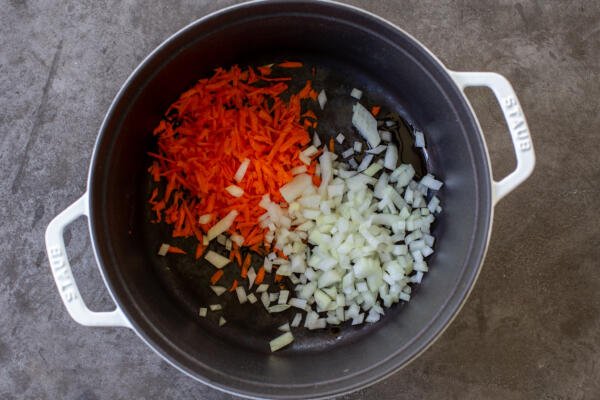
[2,1,599,399]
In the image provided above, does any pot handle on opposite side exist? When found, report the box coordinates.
[450,71,535,205]
[45,194,131,328]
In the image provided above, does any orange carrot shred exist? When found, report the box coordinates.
[255,266,266,285]
[167,246,186,254]
[329,137,335,152]
[195,244,204,259]
[229,279,238,292]
[274,275,283,283]
[241,253,252,278]
[371,105,381,117]
[210,270,224,285]
[278,61,303,68]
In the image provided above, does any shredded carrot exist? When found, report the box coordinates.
[278,61,303,68]
[371,105,381,117]
[241,254,252,278]
[167,246,186,254]
[229,279,239,292]
[329,137,335,152]
[255,266,266,285]
[148,64,320,284]
[195,244,204,259]
[210,270,224,285]
[274,275,283,283]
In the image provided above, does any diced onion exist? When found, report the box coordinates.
[384,144,398,170]
[280,174,313,203]
[219,317,227,326]
[270,331,294,352]
[210,286,226,296]
[350,88,363,99]
[198,214,212,224]
[414,130,425,147]
[225,185,244,198]
[198,307,207,317]
[336,133,345,144]
[342,148,354,159]
[366,145,387,155]
[207,210,238,241]
[158,243,170,256]
[204,250,230,269]
[234,158,251,182]
[352,103,380,148]
[313,132,322,147]
[379,130,392,142]
[318,90,327,109]
[291,313,303,327]
[247,293,258,304]
[236,286,247,304]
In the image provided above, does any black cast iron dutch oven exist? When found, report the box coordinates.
[45,1,535,398]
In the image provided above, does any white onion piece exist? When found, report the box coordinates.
[234,158,250,182]
[236,286,247,304]
[318,90,327,109]
[366,145,387,155]
[280,174,313,203]
[247,293,258,304]
[414,130,425,147]
[247,267,257,288]
[341,148,354,159]
[207,210,238,241]
[352,103,380,148]
[209,304,222,311]
[384,144,398,170]
[198,307,207,317]
[256,284,269,293]
[291,313,303,327]
[278,290,290,305]
[302,145,318,158]
[261,292,270,309]
[420,174,443,190]
[350,88,363,99]
[353,141,363,152]
[278,323,291,332]
[268,304,291,313]
[357,154,374,172]
[204,251,230,269]
[157,243,169,256]
[289,298,307,309]
[198,214,212,224]
[230,234,244,246]
[225,185,244,197]
[379,130,392,142]
[336,133,345,144]
[210,286,226,296]
[313,132,322,147]
[291,165,307,175]
[219,317,227,326]
[270,332,294,352]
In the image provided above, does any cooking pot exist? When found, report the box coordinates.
[45,1,535,398]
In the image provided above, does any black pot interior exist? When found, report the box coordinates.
[88,1,492,398]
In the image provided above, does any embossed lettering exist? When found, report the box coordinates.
[504,97,518,108]
[519,141,531,151]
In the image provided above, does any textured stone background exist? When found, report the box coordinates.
[2,1,599,399]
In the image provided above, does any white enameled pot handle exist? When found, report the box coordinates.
[450,71,535,204]
[45,194,130,328]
